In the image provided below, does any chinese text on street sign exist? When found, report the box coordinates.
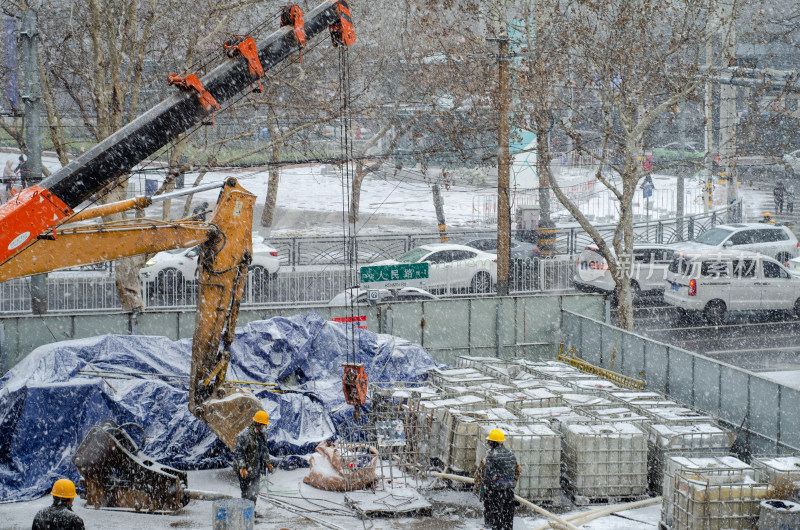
[359,263,429,288]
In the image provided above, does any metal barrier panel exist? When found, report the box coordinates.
[73,314,129,339]
[600,325,622,370]
[718,364,749,426]
[693,356,722,416]
[621,333,644,380]
[137,312,182,340]
[750,376,780,444]
[385,303,424,346]
[645,343,669,394]
[579,318,602,365]
[468,298,501,351]
[516,295,560,352]
[667,347,694,406]
[422,299,470,356]
[779,386,800,449]
[561,294,604,321]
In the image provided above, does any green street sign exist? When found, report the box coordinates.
[359,263,429,288]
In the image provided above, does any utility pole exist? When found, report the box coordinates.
[704,33,714,215]
[676,105,685,240]
[492,35,511,297]
[718,0,739,222]
[21,9,46,314]
[488,0,510,296]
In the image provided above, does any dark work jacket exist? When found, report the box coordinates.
[233,425,269,478]
[32,501,85,530]
[482,445,519,491]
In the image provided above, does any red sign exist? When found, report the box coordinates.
[332,315,367,329]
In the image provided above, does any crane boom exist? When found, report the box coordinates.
[0,0,355,457]
[0,0,354,267]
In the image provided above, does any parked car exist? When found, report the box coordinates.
[675,223,799,265]
[454,236,539,261]
[454,236,539,286]
[573,244,676,300]
[140,238,280,296]
[369,244,497,294]
[663,249,800,323]
[652,141,705,162]
[328,286,438,306]
[783,149,800,174]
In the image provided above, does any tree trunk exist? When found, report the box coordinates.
[349,161,367,226]
[260,110,282,229]
[536,116,551,225]
[102,182,146,312]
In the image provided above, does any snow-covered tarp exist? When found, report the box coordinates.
[0,312,440,501]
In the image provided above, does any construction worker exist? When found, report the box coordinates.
[32,478,84,530]
[761,212,775,224]
[474,429,521,530]
[233,410,273,504]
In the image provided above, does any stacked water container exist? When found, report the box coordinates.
[562,422,648,504]
[476,422,561,503]
[659,455,756,529]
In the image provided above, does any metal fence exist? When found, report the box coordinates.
[0,258,577,313]
[0,293,606,374]
[561,310,800,455]
[270,209,724,267]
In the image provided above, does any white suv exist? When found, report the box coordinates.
[677,223,799,264]
[663,249,800,323]
[573,244,676,300]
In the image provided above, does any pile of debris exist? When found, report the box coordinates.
[362,356,799,529]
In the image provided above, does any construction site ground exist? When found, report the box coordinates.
[3,467,662,529]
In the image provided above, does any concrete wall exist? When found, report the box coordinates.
[0,293,605,373]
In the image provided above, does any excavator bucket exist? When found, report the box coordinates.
[195,387,264,450]
[72,420,188,512]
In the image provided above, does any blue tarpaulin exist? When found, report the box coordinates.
[0,312,440,501]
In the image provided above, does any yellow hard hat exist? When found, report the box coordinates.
[764,212,772,217]
[253,410,270,425]
[486,429,505,443]
[51,479,77,499]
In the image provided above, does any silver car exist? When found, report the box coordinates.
[573,244,676,300]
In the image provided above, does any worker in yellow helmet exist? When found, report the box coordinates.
[33,478,84,529]
[233,410,273,505]
[474,429,521,530]
[760,212,775,224]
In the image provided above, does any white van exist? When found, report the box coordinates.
[663,249,800,323]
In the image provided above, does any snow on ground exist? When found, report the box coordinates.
[1,150,769,239]
[2,467,662,529]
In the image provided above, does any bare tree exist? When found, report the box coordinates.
[25,0,260,310]
[521,0,736,330]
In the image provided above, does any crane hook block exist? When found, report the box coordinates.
[342,363,368,406]
[280,6,306,49]
[329,0,355,47]
[167,73,220,113]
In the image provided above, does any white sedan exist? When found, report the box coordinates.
[370,244,497,294]
[328,286,438,306]
[140,238,280,296]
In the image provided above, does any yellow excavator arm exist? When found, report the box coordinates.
[0,178,261,449]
